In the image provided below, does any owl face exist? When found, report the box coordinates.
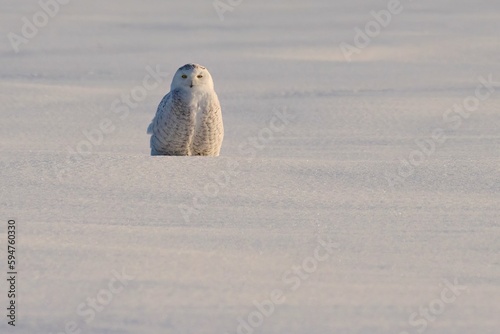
[171,64,214,91]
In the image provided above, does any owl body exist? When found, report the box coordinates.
[147,64,224,156]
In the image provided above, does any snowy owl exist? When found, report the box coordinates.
[147,63,224,156]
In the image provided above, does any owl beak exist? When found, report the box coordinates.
[190,81,194,88]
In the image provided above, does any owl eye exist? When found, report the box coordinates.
[181,74,187,79]
[197,75,203,78]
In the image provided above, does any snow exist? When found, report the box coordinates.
[1,0,499,333]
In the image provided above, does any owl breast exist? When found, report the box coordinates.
[170,90,223,156]
[190,93,223,156]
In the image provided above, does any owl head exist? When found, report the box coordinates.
[171,63,215,91]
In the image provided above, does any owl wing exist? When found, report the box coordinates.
[147,92,172,135]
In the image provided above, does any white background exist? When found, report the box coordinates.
[0,0,499,333]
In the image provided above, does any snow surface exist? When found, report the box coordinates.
[1,0,499,333]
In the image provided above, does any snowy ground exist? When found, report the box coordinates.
[1,0,499,333]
